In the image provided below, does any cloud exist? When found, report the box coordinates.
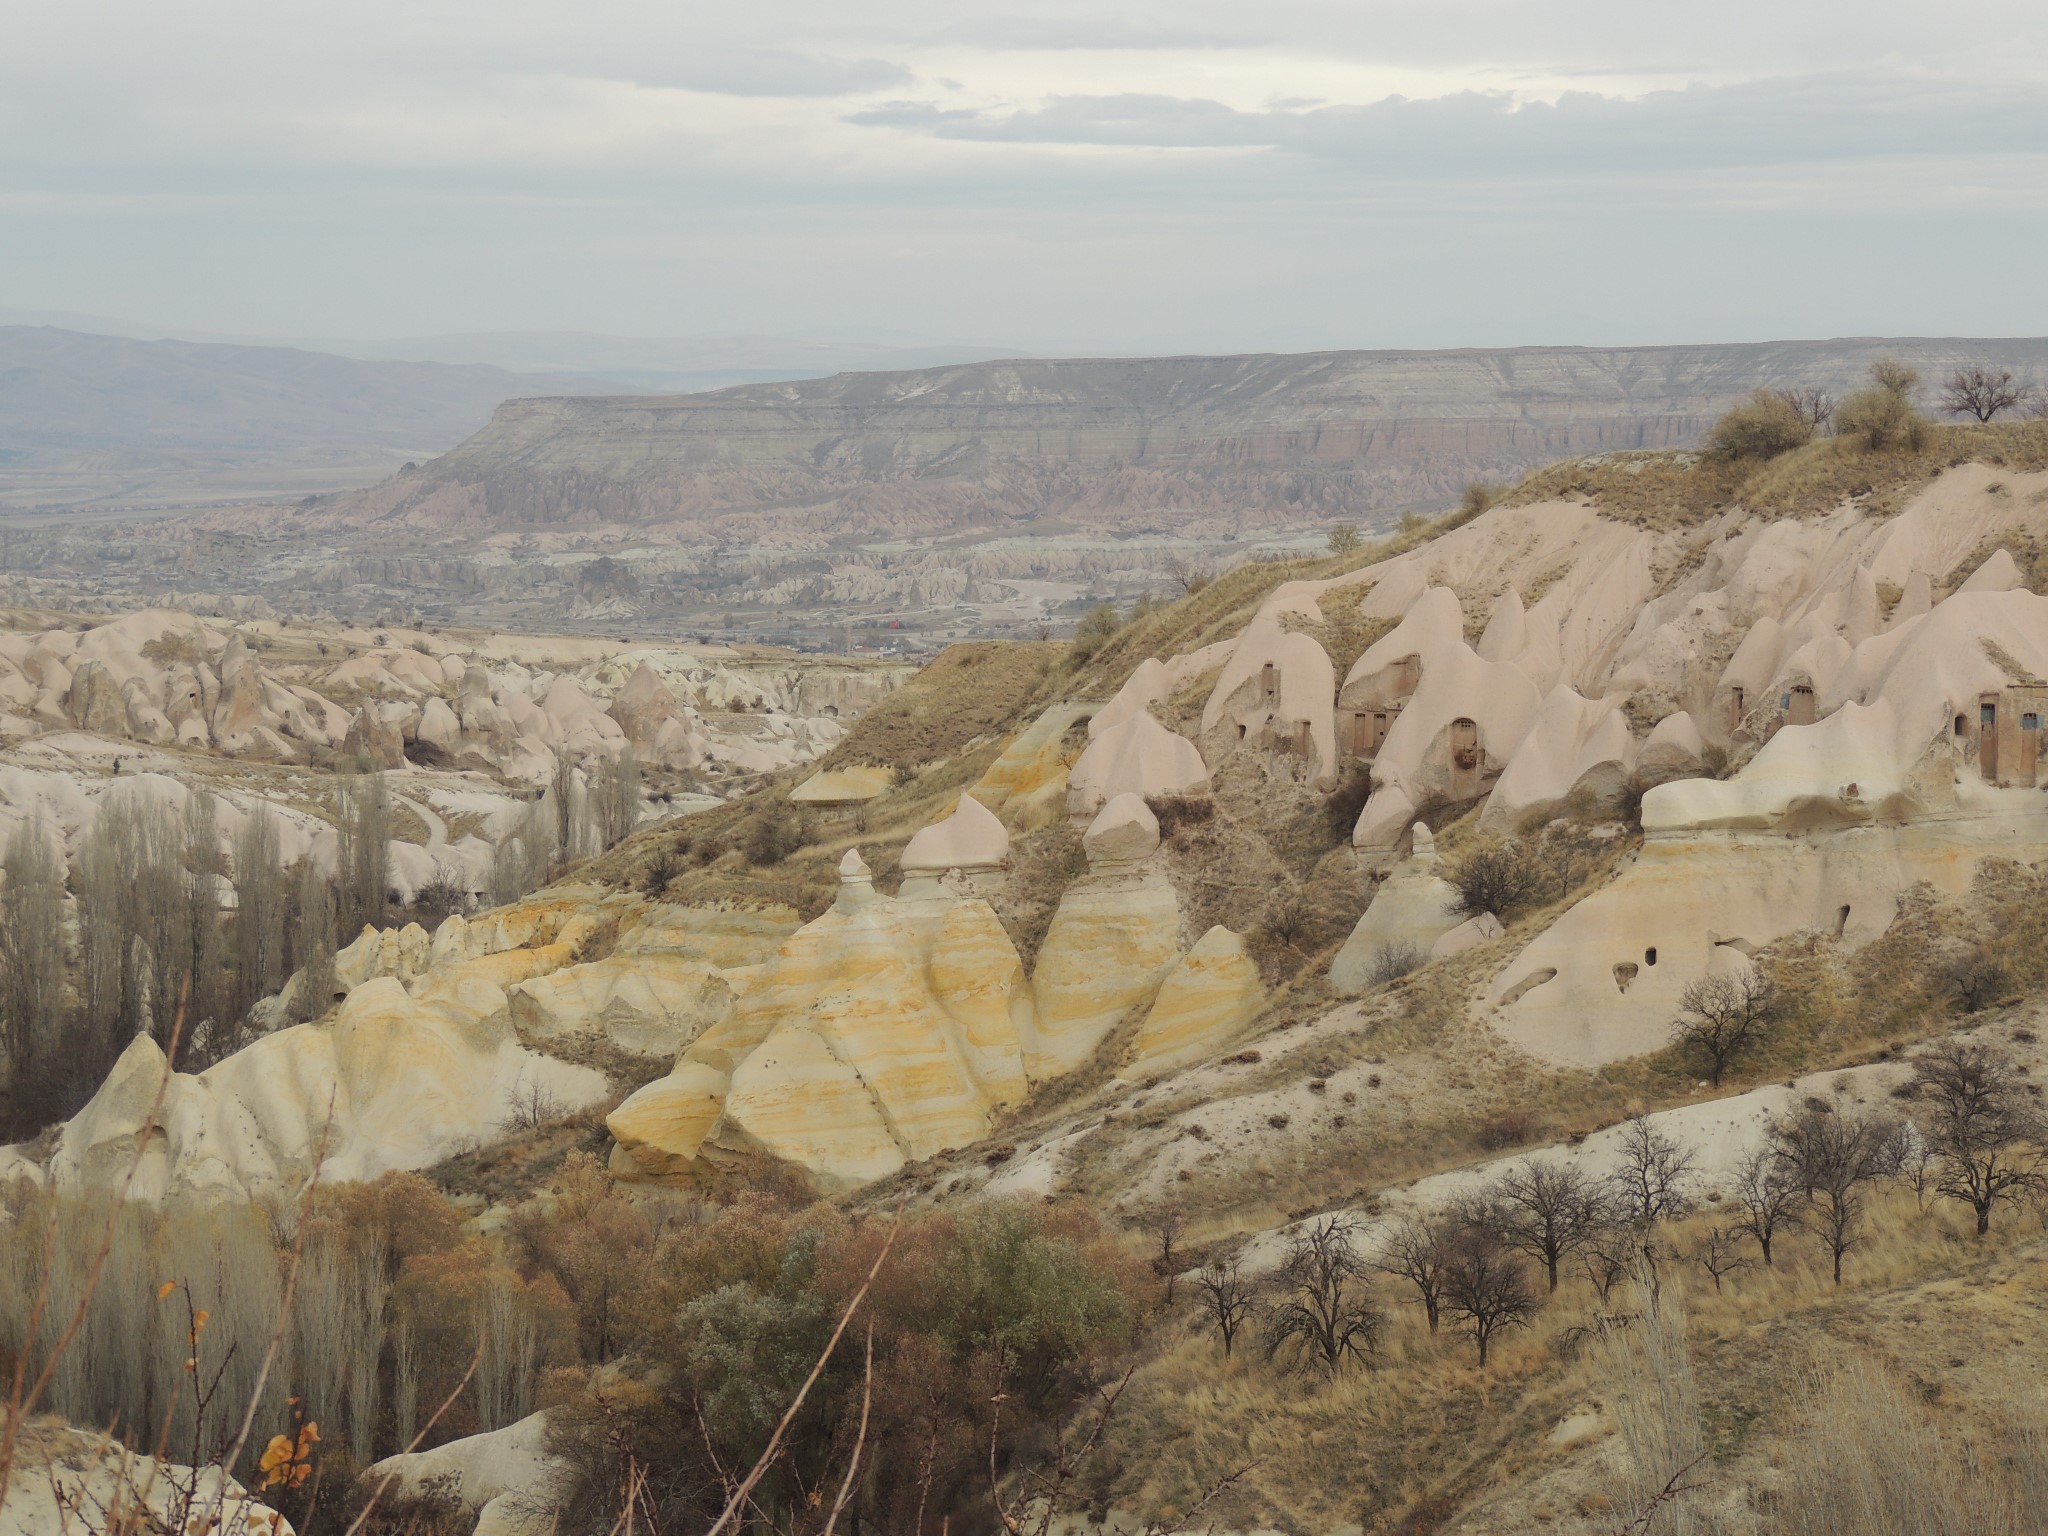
[851,74,2048,179]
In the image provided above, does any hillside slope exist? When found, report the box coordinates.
[280,337,2048,540]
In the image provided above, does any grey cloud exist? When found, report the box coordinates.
[852,75,2048,176]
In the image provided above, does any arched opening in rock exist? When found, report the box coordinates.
[1835,904,1851,938]
[1449,717,1482,796]
[1643,947,1657,966]
[1500,968,1557,1005]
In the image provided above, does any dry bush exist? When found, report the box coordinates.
[1709,389,1815,460]
[1444,839,1543,922]
[1366,941,1427,988]
[1146,793,1216,839]
[744,807,806,867]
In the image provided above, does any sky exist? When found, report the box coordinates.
[5,1,2048,356]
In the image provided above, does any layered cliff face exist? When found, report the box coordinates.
[276,340,2048,540]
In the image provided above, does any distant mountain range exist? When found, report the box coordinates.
[0,319,1026,511]
[275,337,2048,544]
[0,325,631,513]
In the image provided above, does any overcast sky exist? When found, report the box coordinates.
[5,1,2048,354]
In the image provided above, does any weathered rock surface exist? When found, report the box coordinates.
[609,859,1037,1191]
[0,1421,292,1536]
[1330,826,1469,995]
[1121,926,1264,1076]
[1083,792,1161,866]
[901,791,1009,874]
[1027,871,1182,1079]
[38,891,749,1204]
[1067,713,1209,816]
[366,1411,563,1536]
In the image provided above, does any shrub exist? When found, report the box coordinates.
[1327,523,1362,555]
[1475,1108,1536,1152]
[1366,941,1426,987]
[1835,357,1928,450]
[1455,482,1507,522]
[1445,838,1544,921]
[1708,389,1814,459]
[1146,793,1215,838]
[1067,601,1121,663]
[743,808,804,866]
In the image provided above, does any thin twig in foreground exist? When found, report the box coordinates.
[819,1324,874,1536]
[339,1350,483,1536]
[703,1202,904,1536]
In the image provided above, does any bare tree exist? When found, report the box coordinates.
[334,768,390,936]
[1441,1221,1536,1366]
[550,745,579,867]
[1162,553,1213,597]
[592,746,642,852]
[180,789,225,1052]
[1581,1228,1636,1303]
[1942,364,2030,423]
[290,858,336,1023]
[1773,1107,1899,1284]
[1870,357,1920,400]
[1195,1255,1256,1358]
[1609,1115,1697,1225]
[492,796,555,906]
[1670,968,1778,1087]
[1374,1211,1454,1333]
[231,805,289,1029]
[1689,1227,1750,1292]
[1600,1281,1711,1535]
[1139,1203,1189,1305]
[75,790,195,1057]
[1327,524,1362,556]
[1262,1216,1385,1373]
[0,823,67,1136]
[1365,940,1426,987]
[1493,1159,1607,1292]
[1943,943,2008,1013]
[1908,1040,2043,1235]
[1780,386,1837,433]
[1728,1146,1801,1267]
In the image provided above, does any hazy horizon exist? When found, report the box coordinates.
[6,1,2048,355]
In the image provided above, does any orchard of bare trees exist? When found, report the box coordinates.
[1190,1048,2048,1381]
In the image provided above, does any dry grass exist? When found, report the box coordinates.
[1505,419,2048,532]
[1087,1182,2048,1534]
[819,640,1061,771]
